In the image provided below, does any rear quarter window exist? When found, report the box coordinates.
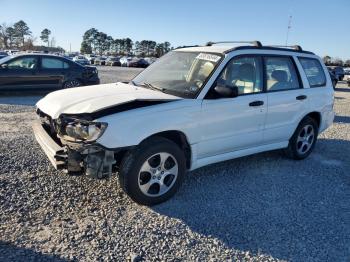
[298,57,326,87]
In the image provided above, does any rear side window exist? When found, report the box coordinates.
[298,58,326,87]
[42,57,70,69]
[264,56,301,92]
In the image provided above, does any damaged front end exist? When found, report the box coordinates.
[34,109,117,179]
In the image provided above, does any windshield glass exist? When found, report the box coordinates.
[0,55,15,64]
[132,51,222,98]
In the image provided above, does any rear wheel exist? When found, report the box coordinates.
[119,137,186,205]
[63,79,81,88]
[284,117,318,160]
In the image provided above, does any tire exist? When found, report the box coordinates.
[284,117,318,160]
[119,137,186,206]
[63,79,82,88]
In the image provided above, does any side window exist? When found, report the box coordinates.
[216,56,263,95]
[298,57,326,87]
[7,57,38,70]
[264,57,301,92]
[42,58,70,69]
[63,62,70,69]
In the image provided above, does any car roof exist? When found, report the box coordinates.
[9,53,66,58]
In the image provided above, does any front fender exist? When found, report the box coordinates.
[96,99,202,149]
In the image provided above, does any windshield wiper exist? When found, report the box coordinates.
[141,82,165,92]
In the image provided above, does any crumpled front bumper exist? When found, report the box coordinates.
[32,120,67,170]
[32,120,117,177]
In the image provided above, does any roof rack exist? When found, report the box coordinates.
[268,45,303,51]
[206,41,262,48]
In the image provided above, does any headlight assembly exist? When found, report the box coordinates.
[64,121,107,142]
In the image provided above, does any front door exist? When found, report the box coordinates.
[198,55,267,159]
[0,56,40,90]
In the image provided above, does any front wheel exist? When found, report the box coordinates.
[63,79,81,88]
[119,137,186,205]
[284,117,318,160]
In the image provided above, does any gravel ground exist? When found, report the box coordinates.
[0,72,349,261]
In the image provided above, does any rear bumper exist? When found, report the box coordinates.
[32,120,66,170]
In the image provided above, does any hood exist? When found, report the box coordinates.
[36,82,180,119]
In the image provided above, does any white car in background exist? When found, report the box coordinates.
[343,70,350,86]
[120,56,134,67]
[33,41,334,205]
[73,55,89,65]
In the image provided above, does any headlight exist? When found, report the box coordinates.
[64,121,107,142]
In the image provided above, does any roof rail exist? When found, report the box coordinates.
[206,41,262,48]
[268,45,303,51]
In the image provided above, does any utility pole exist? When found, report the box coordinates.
[285,15,292,46]
[69,43,71,53]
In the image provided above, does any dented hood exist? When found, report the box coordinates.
[36,82,180,119]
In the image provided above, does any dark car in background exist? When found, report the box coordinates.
[328,70,338,89]
[105,56,121,66]
[0,54,99,90]
[327,66,345,81]
[94,56,107,65]
[129,58,149,68]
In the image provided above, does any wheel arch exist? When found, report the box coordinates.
[141,130,192,169]
[303,111,321,128]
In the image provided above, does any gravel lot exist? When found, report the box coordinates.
[0,67,349,261]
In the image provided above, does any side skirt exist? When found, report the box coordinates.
[190,141,288,171]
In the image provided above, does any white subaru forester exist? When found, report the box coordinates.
[33,41,334,205]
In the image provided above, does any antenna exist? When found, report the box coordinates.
[285,15,292,46]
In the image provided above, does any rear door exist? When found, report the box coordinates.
[198,55,267,159]
[0,56,41,90]
[38,56,70,89]
[263,56,309,144]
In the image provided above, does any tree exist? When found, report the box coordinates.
[82,28,99,53]
[6,27,16,48]
[124,38,133,54]
[80,40,92,54]
[0,23,9,48]
[13,20,31,47]
[40,28,51,46]
[332,58,343,66]
[23,35,37,50]
[323,55,331,65]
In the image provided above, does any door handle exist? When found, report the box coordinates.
[296,95,307,100]
[249,100,264,107]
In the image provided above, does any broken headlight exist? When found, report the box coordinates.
[64,121,108,142]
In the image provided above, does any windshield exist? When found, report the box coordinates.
[132,51,222,98]
[0,55,15,64]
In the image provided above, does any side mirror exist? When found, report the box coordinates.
[1,64,8,69]
[214,82,238,98]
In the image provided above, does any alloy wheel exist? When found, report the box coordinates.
[64,80,81,88]
[138,152,178,197]
[296,124,315,155]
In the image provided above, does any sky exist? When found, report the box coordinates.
[1,0,349,59]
